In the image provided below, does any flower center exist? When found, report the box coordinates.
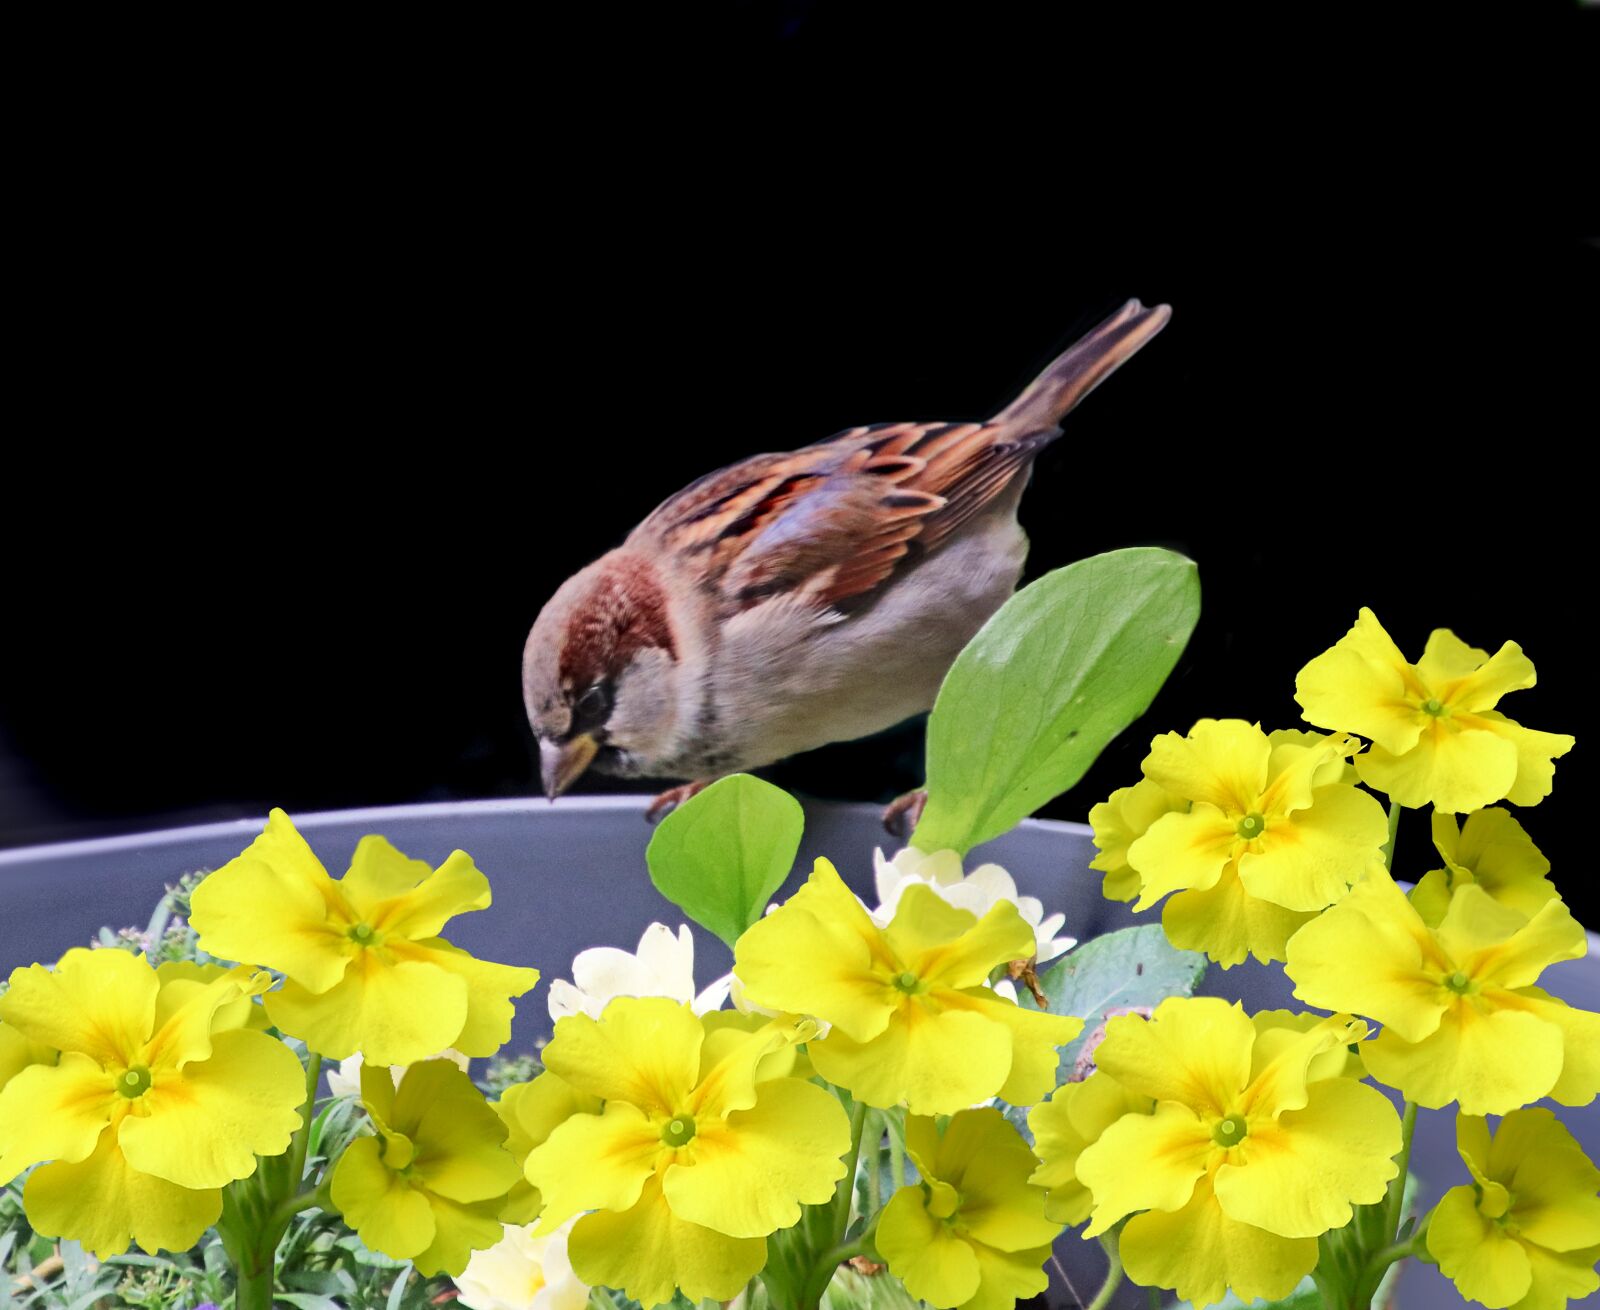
[348,923,377,945]
[1213,1115,1248,1147]
[1421,697,1446,717]
[1235,813,1266,840]
[117,1065,152,1099]
[893,970,920,993]
[1444,970,1474,994]
[662,1115,697,1147]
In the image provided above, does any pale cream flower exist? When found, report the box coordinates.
[872,846,1076,963]
[546,922,728,1022]
[326,1048,470,1098]
[454,1218,588,1310]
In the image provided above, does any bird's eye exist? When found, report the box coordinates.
[572,682,612,732]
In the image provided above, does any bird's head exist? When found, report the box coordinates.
[522,550,689,798]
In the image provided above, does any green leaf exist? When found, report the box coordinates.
[912,546,1201,854]
[1022,924,1206,1082]
[646,775,806,948]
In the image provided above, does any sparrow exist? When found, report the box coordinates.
[524,299,1172,815]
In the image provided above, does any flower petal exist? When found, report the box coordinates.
[540,996,702,1115]
[1141,720,1271,814]
[1089,779,1189,903]
[934,1109,1063,1253]
[1488,1109,1600,1253]
[1215,1076,1399,1238]
[808,1001,1012,1116]
[877,1186,982,1309]
[1238,784,1389,912]
[402,938,541,1058]
[1362,999,1565,1114]
[963,1241,1055,1310]
[23,1129,221,1258]
[266,953,470,1066]
[567,1175,766,1309]
[1518,1240,1600,1310]
[118,1029,306,1188]
[1494,988,1600,1107]
[363,845,494,941]
[524,1101,663,1230]
[1163,864,1315,969]
[1356,722,1520,814]
[400,1061,522,1204]
[1284,869,1444,1042]
[1090,997,1254,1116]
[734,860,894,1043]
[1076,1100,1213,1235]
[0,1053,114,1183]
[1426,1183,1533,1308]
[341,834,437,911]
[1294,610,1421,755]
[1437,890,1585,991]
[189,809,350,990]
[332,1135,437,1260]
[940,988,1080,1108]
[495,1072,602,1224]
[885,890,1035,991]
[1126,807,1237,909]
[0,948,156,1067]
[663,1077,848,1237]
[1469,711,1576,808]
[1028,1074,1152,1226]
[412,1193,509,1279]
[1437,638,1537,713]
[1119,1170,1317,1310]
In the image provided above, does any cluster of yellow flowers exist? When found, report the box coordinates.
[1083,608,1597,1309]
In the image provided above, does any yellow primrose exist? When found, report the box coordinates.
[1295,608,1574,812]
[0,1020,56,1090]
[524,998,849,1308]
[494,1071,602,1224]
[0,949,304,1257]
[1411,807,1559,927]
[331,1058,522,1278]
[1027,1072,1153,1225]
[1286,867,1600,1114]
[1074,997,1401,1309]
[878,1109,1062,1310]
[190,809,540,1065]
[1088,778,1188,902]
[1428,1109,1600,1310]
[733,860,1080,1114]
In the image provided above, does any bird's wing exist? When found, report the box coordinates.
[636,420,1050,613]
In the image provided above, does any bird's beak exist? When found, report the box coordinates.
[540,734,599,800]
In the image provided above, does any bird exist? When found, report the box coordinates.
[523,299,1172,819]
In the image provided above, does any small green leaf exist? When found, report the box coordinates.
[912,546,1201,854]
[646,775,805,948]
[1023,924,1206,1081]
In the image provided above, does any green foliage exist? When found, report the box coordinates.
[646,774,806,948]
[912,547,1201,855]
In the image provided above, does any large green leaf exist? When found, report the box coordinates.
[646,774,805,948]
[911,546,1200,854]
[1021,924,1207,1081]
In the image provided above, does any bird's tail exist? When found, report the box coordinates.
[991,299,1172,434]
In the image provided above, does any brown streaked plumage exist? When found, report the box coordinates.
[524,298,1173,811]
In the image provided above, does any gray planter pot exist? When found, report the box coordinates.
[4,798,1598,1310]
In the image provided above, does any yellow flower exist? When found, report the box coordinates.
[524,998,850,1308]
[1027,1072,1153,1225]
[1295,608,1574,812]
[1120,720,1387,967]
[1285,867,1600,1114]
[0,1020,57,1090]
[331,1057,522,1278]
[1074,997,1401,1309]
[0,950,304,1257]
[190,809,540,1065]
[1428,1109,1600,1310]
[1088,779,1188,902]
[1411,807,1558,927]
[877,1109,1062,1310]
[733,860,1080,1114]
[494,1071,601,1224]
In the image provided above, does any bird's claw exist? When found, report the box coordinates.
[881,787,928,839]
[645,780,712,824]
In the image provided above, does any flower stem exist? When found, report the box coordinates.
[1384,1100,1418,1241]
[887,1112,905,1190]
[285,1052,323,1191]
[1381,801,1402,872]
[1086,1231,1124,1310]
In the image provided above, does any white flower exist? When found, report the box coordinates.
[547,922,728,1022]
[326,1048,471,1099]
[454,1218,588,1310]
[872,846,1076,964]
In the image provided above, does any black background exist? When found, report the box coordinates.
[3,5,1595,922]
